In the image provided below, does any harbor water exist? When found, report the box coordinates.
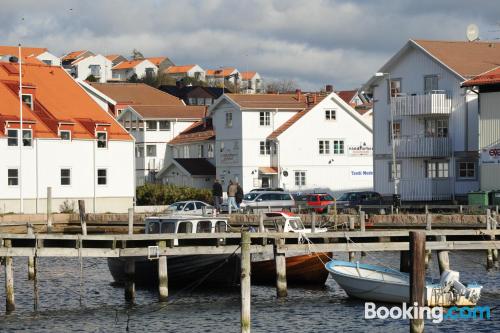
[0,251,498,332]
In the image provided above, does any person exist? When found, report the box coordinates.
[227,180,238,213]
[235,182,244,208]
[212,179,223,212]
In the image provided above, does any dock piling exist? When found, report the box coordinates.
[425,212,432,268]
[27,223,35,280]
[5,239,15,313]
[348,217,355,262]
[47,187,53,232]
[437,236,450,274]
[409,231,425,333]
[274,237,287,298]
[486,209,494,269]
[158,241,168,302]
[360,211,366,257]
[492,211,498,263]
[78,200,87,236]
[311,212,316,233]
[124,259,135,303]
[128,208,134,235]
[240,232,251,333]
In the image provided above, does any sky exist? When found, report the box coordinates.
[1,0,500,90]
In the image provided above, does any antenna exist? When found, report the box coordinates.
[466,24,479,42]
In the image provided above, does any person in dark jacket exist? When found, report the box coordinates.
[212,179,223,212]
[235,182,244,208]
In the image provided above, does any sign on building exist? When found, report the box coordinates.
[480,147,500,164]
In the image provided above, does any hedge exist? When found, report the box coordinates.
[136,184,212,206]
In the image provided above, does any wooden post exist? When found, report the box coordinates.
[274,237,287,298]
[360,211,366,257]
[124,259,135,302]
[459,205,463,214]
[158,241,168,302]
[400,251,410,273]
[5,239,15,312]
[486,209,494,269]
[240,232,251,333]
[492,211,498,263]
[258,212,265,232]
[425,213,432,268]
[348,217,355,262]
[311,211,316,233]
[409,231,426,333]
[268,205,271,212]
[46,187,53,232]
[27,224,35,280]
[390,205,394,215]
[78,200,87,236]
[437,235,450,275]
[128,208,134,235]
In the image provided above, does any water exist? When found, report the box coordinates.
[0,251,499,332]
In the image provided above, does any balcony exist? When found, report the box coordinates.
[395,136,451,158]
[399,178,452,201]
[392,92,451,117]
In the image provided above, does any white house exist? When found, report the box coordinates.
[0,45,61,66]
[363,39,500,202]
[206,67,240,86]
[111,59,158,81]
[61,50,112,82]
[240,71,263,94]
[208,92,373,194]
[0,60,134,214]
[164,64,205,81]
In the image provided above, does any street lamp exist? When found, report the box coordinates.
[375,72,400,207]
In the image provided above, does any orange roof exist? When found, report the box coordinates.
[240,71,257,80]
[267,107,314,139]
[462,66,500,87]
[414,40,500,78]
[337,90,357,104]
[226,93,323,109]
[0,63,131,141]
[0,45,47,58]
[165,65,197,74]
[130,105,206,119]
[206,68,236,76]
[105,54,121,61]
[147,57,166,66]
[62,50,89,61]
[89,82,184,106]
[169,120,215,144]
[112,59,147,70]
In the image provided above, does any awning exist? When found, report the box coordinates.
[259,167,278,175]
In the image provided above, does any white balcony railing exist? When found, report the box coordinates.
[392,92,451,117]
[395,136,451,158]
[399,178,453,201]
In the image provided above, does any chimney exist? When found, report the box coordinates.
[296,89,302,101]
[325,84,333,93]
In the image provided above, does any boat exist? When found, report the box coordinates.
[107,215,240,288]
[250,211,331,286]
[325,260,482,306]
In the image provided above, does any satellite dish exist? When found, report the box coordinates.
[466,24,479,42]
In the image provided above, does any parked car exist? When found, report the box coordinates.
[251,187,285,192]
[240,191,295,213]
[306,193,335,213]
[291,193,309,207]
[165,201,214,215]
[335,191,383,214]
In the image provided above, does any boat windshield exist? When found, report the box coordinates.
[161,222,176,233]
[289,218,305,230]
[244,193,259,201]
[169,202,186,211]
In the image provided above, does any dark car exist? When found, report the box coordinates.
[336,191,383,213]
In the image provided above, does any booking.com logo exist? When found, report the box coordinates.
[365,302,491,323]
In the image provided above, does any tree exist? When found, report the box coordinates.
[126,72,177,88]
[265,79,299,94]
[131,49,144,60]
[85,74,98,82]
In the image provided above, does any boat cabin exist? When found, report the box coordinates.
[145,216,229,234]
[262,211,326,233]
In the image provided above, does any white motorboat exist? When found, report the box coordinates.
[325,260,482,306]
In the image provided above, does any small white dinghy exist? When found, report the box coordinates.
[325,260,482,306]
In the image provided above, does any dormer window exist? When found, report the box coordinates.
[60,130,71,140]
[97,131,107,148]
[22,94,33,110]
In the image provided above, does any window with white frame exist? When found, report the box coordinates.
[22,129,32,147]
[260,141,270,155]
[225,112,233,128]
[89,64,101,77]
[60,168,71,185]
[135,145,144,158]
[260,111,270,126]
[97,132,107,148]
[146,144,156,157]
[387,79,401,101]
[294,171,306,186]
[325,110,336,120]
[458,161,476,180]
[146,121,157,131]
[425,119,448,138]
[333,140,345,154]
[159,121,171,131]
[7,129,18,146]
[22,94,33,109]
[389,161,402,180]
[318,140,330,154]
[426,161,449,178]
[208,144,214,158]
[7,169,18,186]
[97,169,107,185]
[60,130,71,140]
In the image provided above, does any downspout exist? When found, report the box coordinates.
[93,137,96,213]
[469,88,480,190]
[276,139,281,189]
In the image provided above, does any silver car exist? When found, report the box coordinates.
[240,191,295,213]
[165,201,214,215]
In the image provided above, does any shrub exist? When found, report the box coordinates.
[59,200,75,213]
[136,184,212,206]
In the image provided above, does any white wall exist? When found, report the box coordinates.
[37,51,61,66]
[74,54,113,83]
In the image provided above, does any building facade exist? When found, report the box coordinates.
[111,59,158,81]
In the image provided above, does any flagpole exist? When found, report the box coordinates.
[18,43,23,213]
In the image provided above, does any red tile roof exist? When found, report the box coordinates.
[267,106,314,139]
[462,66,500,87]
[112,59,147,70]
[0,63,131,140]
[165,65,197,74]
[0,46,47,57]
[130,105,206,120]
[147,57,167,66]
[337,90,357,104]
[240,71,257,80]
[62,50,89,61]
[88,83,184,106]
[226,93,324,110]
[206,68,236,76]
[169,120,215,144]
[105,54,121,61]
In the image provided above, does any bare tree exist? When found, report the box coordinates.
[131,49,145,60]
[265,79,299,93]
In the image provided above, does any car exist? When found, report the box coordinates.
[306,193,335,213]
[240,191,295,213]
[335,191,383,213]
[165,200,214,215]
[250,187,285,192]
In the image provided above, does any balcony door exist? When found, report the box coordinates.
[425,118,448,137]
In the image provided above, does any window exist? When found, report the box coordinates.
[389,162,402,180]
[426,161,449,178]
[22,130,32,147]
[145,68,155,79]
[425,119,448,138]
[60,130,71,140]
[89,65,101,77]
[160,222,176,233]
[22,94,33,109]
[146,121,157,131]
[389,121,401,142]
[97,169,107,185]
[146,145,156,157]
[183,145,189,158]
[7,129,18,146]
[215,221,227,232]
[159,121,170,131]
[458,161,476,180]
[60,168,71,185]
[177,221,193,233]
[208,144,214,158]
[424,75,438,94]
[97,132,107,148]
[260,141,270,155]
[8,169,18,186]
[188,98,197,105]
[136,146,144,158]
[42,60,52,66]
[225,112,233,128]
[333,140,345,154]
[197,221,212,233]
[325,110,336,120]
[199,145,204,158]
[388,79,401,101]
[295,171,306,186]
[260,111,270,126]
[319,140,330,154]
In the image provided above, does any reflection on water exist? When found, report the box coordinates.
[0,251,498,332]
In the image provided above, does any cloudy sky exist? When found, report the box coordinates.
[1,0,499,90]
